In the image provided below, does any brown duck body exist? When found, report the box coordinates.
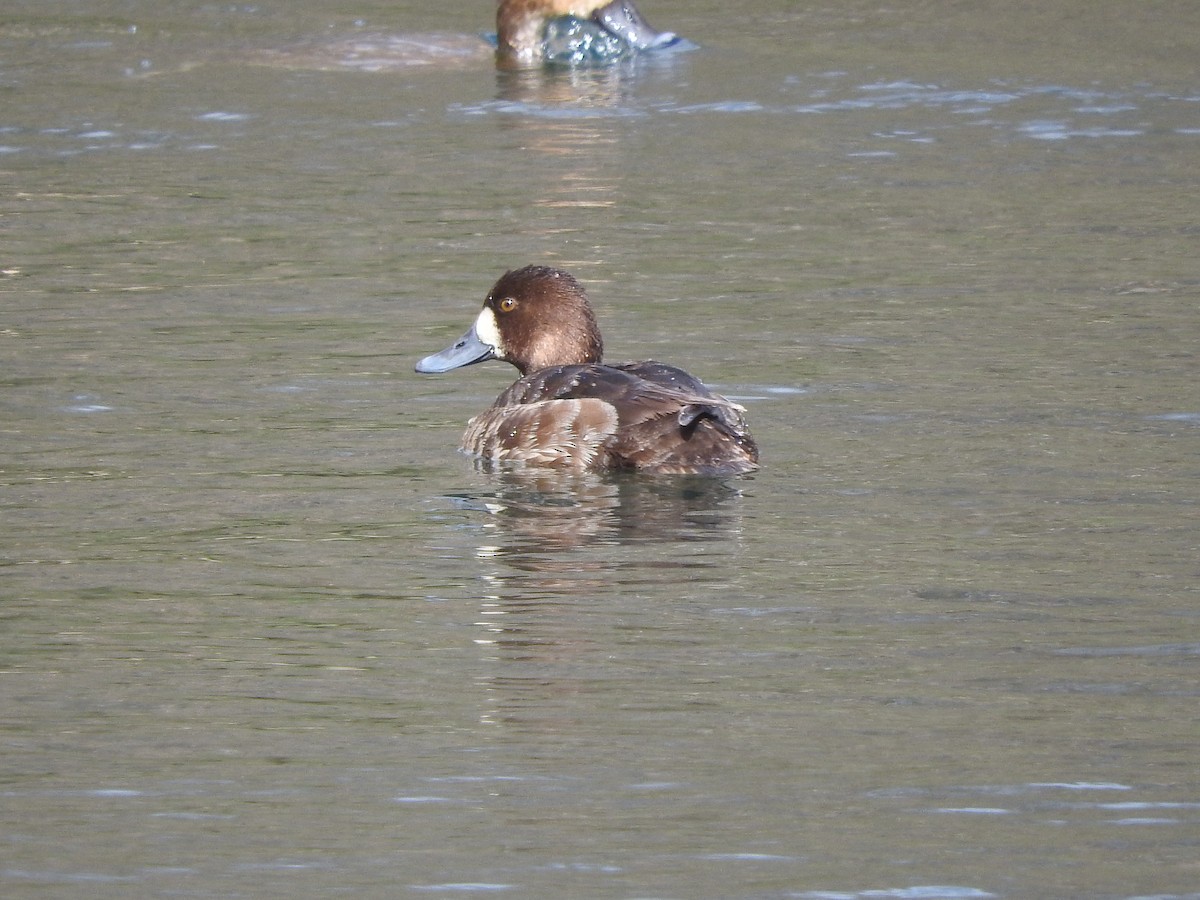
[416,266,759,476]
[464,361,758,474]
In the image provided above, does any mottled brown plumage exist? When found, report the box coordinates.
[416,266,759,476]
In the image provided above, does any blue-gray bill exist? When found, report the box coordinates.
[414,324,495,374]
[592,0,677,50]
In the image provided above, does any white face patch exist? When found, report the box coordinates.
[474,307,505,359]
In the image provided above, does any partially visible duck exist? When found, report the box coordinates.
[415,266,759,476]
[497,0,677,66]
[245,0,677,73]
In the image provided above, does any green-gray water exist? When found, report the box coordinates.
[3,2,1198,897]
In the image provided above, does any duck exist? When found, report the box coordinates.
[497,0,677,66]
[415,266,759,476]
[246,0,677,74]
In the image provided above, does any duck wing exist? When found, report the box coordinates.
[613,361,750,430]
[462,397,618,470]
[470,363,757,475]
[605,362,758,474]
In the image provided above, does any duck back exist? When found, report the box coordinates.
[462,362,758,475]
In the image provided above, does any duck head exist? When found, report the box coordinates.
[416,266,604,377]
[496,0,675,65]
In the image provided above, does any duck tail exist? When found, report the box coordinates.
[677,400,747,434]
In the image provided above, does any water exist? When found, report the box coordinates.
[3,2,1199,897]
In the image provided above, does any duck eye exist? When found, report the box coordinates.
[497,297,518,313]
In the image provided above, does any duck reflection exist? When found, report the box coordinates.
[448,466,746,552]
[494,62,641,114]
[487,50,689,223]
[436,468,750,731]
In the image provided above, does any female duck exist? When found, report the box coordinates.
[498,0,676,65]
[416,266,759,475]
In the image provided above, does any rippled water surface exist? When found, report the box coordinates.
[3,2,1199,898]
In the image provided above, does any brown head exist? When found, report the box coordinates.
[416,265,604,377]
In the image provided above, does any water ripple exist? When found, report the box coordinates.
[792,887,996,899]
[1053,642,1200,657]
[5,76,1191,158]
